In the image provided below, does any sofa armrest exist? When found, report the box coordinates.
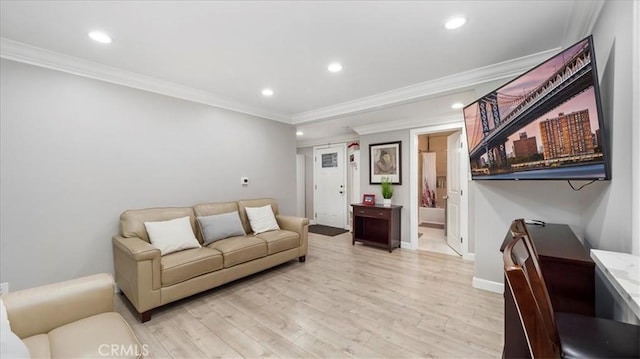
[276,215,309,256]
[113,235,160,262]
[2,273,114,339]
[276,215,309,234]
[112,235,161,314]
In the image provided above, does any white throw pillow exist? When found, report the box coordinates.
[144,216,201,255]
[1,299,31,358]
[245,205,280,234]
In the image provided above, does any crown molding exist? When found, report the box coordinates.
[353,114,463,136]
[0,38,290,123]
[296,133,359,148]
[562,0,605,47]
[1,37,574,127]
[291,47,560,124]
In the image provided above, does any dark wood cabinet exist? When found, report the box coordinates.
[500,223,595,358]
[351,204,402,252]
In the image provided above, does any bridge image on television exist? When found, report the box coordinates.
[463,36,608,180]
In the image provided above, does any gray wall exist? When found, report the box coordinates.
[466,179,475,254]
[472,0,637,285]
[358,130,411,244]
[0,59,297,291]
[587,0,639,324]
[582,0,636,253]
[472,181,598,282]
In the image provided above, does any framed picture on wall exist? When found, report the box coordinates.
[370,141,402,184]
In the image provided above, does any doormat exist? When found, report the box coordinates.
[309,225,349,237]
[419,222,445,230]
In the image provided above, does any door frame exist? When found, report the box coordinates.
[409,122,471,260]
[313,143,349,228]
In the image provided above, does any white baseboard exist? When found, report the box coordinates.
[472,277,504,294]
[463,252,475,261]
[401,241,416,250]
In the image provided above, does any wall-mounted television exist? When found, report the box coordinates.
[463,35,610,180]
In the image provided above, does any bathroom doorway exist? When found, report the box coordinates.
[417,131,460,256]
[409,122,469,258]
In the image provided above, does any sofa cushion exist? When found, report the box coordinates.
[161,247,223,287]
[237,198,279,234]
[208,236,267,268]
[48,312,141,358]
[256,230,300,255]
[22,334,50,358]
[193,202,239,217]
[245,205,280,234]
[144,216,201,256]
[197,212,246,246]
[120,207,198,243]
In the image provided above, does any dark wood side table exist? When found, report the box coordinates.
[500,223,595,358]
[351,204,402,252]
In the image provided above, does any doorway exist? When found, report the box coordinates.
[410,123,470,258]
[417,131,460,256]
[313,143,348,228]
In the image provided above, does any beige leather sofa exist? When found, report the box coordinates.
[113,198,308,322]
[2,274,142,358]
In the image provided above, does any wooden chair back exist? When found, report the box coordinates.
[503,231,562,358]
[510,218,539,259]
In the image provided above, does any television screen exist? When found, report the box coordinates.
[463,36,609,180]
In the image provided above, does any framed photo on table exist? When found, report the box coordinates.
[370,141,401,184]
[362,194,376,206]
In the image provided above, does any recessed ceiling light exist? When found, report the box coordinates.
[444,16,467,30]
[88,31,112,44]
[261,88,274,97]
[328,62,343,73]
[296,131,304,136]
[451,102,464,109]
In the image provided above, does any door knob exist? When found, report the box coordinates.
[443,195,449,199]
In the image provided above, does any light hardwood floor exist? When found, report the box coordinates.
[116,232,504,358]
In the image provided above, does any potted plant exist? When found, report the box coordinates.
[381,177,393,206]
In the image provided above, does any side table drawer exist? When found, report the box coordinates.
[354,207,391,219]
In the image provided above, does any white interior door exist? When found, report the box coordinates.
[314,145,347,228]
[296,154,305,218]
[446,132,462,254]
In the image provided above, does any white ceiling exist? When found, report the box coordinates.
[0,1,602,145]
